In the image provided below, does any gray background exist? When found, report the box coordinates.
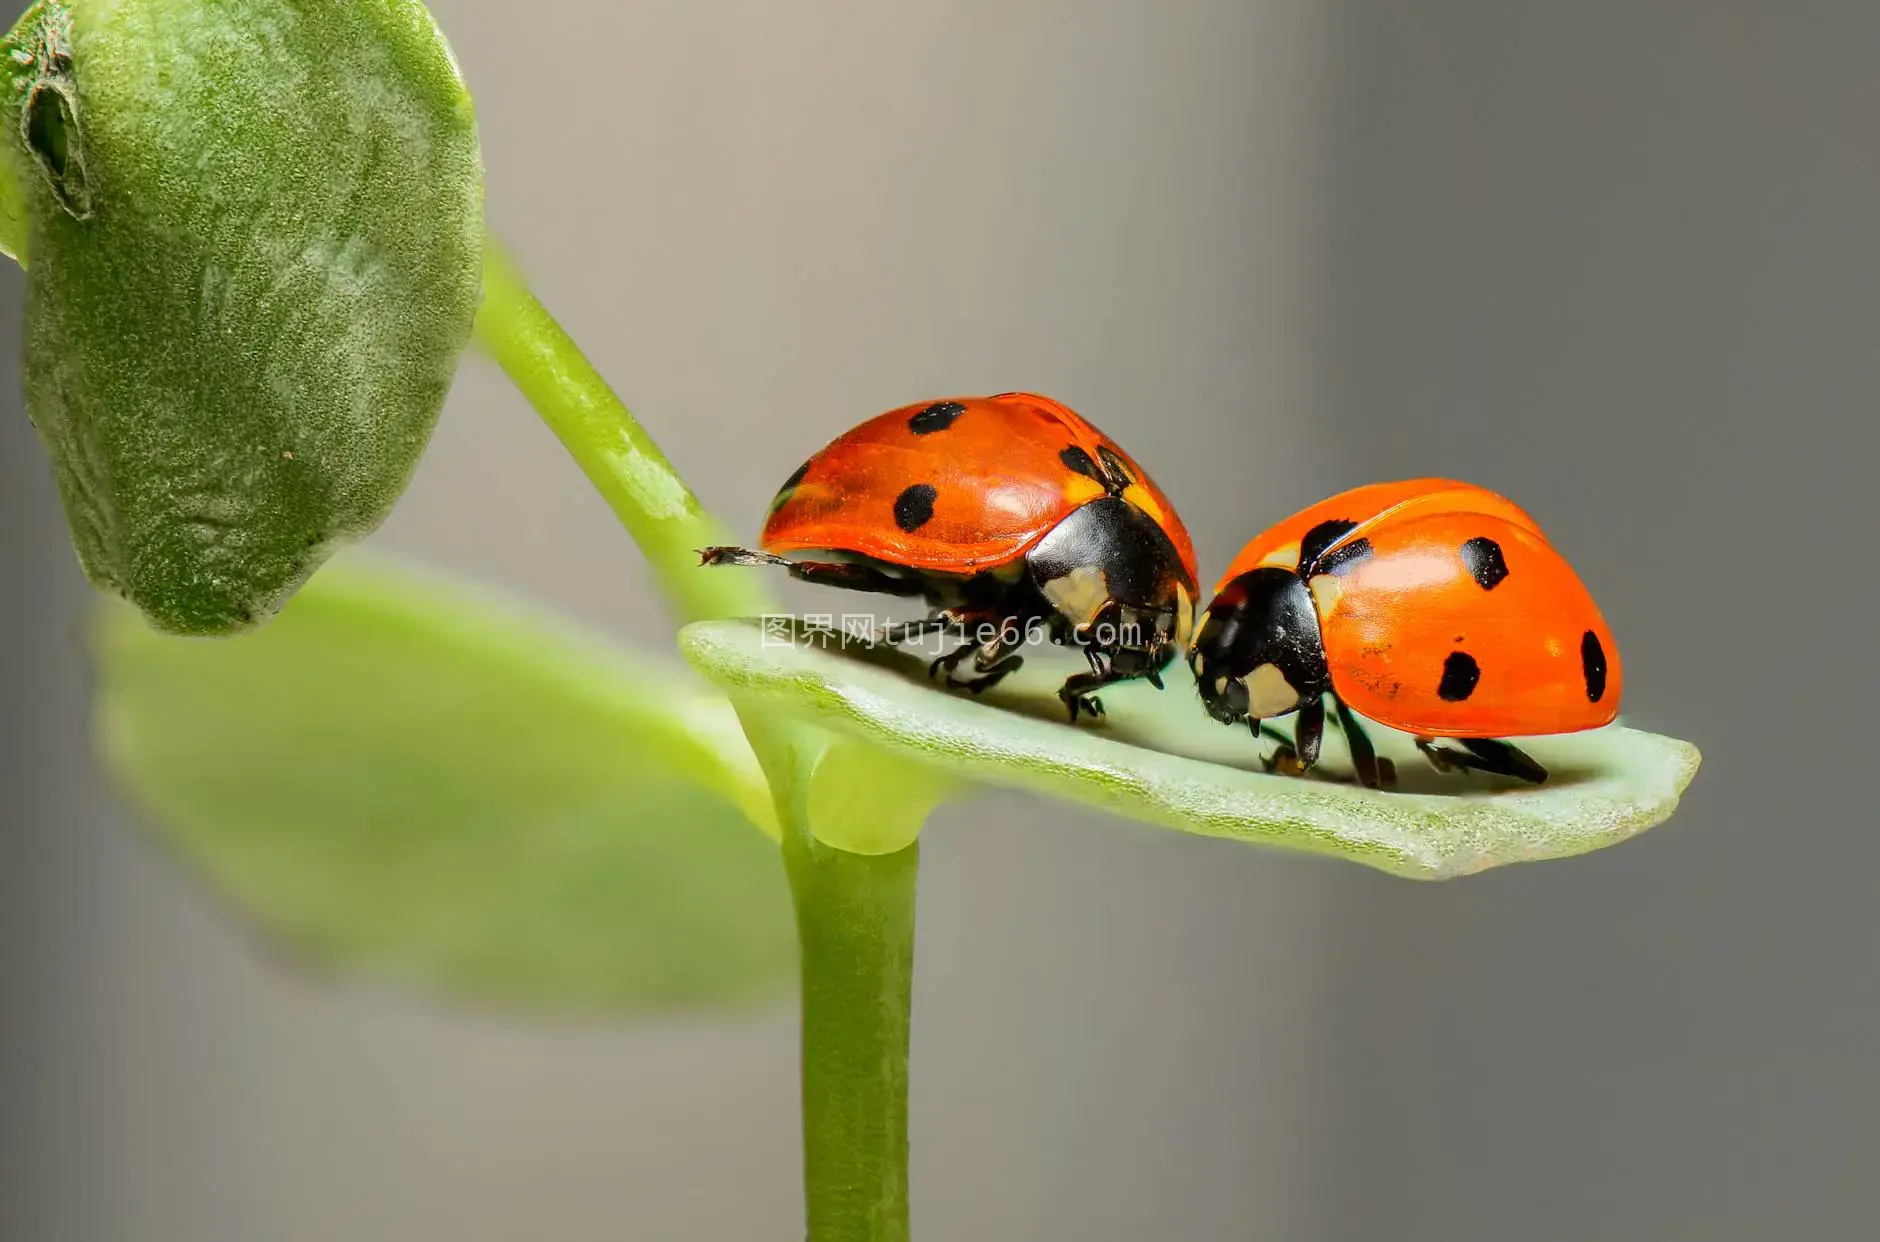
[3,2,1875,1239]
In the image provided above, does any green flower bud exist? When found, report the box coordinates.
[2,0,482,634]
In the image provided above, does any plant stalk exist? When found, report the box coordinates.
[471,243,823,793]
[784,811,918,1242]
[471,243,771,626]
[477,243,910,1238]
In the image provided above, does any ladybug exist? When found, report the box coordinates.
[1187,479,1621,787]
[701,393,1198,719]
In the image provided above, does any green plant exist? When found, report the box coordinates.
[1,3,1700,1238]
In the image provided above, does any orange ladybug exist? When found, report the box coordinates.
[1188,479,1621,786]
[702,393,1198,719]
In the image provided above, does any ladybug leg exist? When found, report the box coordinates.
[1247,718,1317,778]
[1053,649,1119,723]
[891,602,1018,647]
[930,624,1027,696]
[769,559,929,597]
[1294,699,1325,770]
[1414,737,1548,785]
[1059,646,1154,720]
[1258,704,1325,777]
[1055,674,1107,722]
[1329,695,1384,790]
[1415,737,1461,774]
[959,632,1026,696]
[925,609,1011,677]
[1457,738,1548,784]
[697,547,928,598]
[880,615,958,644]
[960,656,1025,695]
[929,641,980,681]
[699,546,787,567]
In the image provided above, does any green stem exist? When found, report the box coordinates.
[784,809,918,1242]
[474,243,911,1238]
[472,241,827,802]
[471,244,771,625]
[471,244,822,784]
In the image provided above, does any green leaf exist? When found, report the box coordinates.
[679,618,1702,881]
[96,558,796,1012]
[805,737,955,856]
[3,0,483,634]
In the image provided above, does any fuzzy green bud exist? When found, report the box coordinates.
[2,0,482,634]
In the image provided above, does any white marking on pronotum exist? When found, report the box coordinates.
[1040,565,1112,625]
[1262,541,1302,569]
[1308,573,1343,614]
[1245,663,1303,717]
[1171,584,1195,648]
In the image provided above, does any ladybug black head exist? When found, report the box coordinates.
[1190,567,1331,724]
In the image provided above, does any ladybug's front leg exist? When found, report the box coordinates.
[1258,698,1325,777]
[1055,649,1120,723]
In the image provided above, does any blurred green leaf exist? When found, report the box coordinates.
[96,558,796,1013]
[3,0,483,634]
[681,618,1701,881]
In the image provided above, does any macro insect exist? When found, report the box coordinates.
[1188,479,1621,787]
[701,392,1198,720]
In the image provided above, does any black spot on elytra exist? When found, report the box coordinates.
[1317,536,1373,576]
[1460,536,1509,590]
[1096,446,1136,493]
[908,401,966,434]
[1437,650,1480,701]
[768,459,813,512]
[893,483,938,532]
[1059,445,1104,482]
[1299,520,1359,574]
[1581,629,1608,702]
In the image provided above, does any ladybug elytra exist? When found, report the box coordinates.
[1188,479,1622,787]
[703,392,1198,718]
